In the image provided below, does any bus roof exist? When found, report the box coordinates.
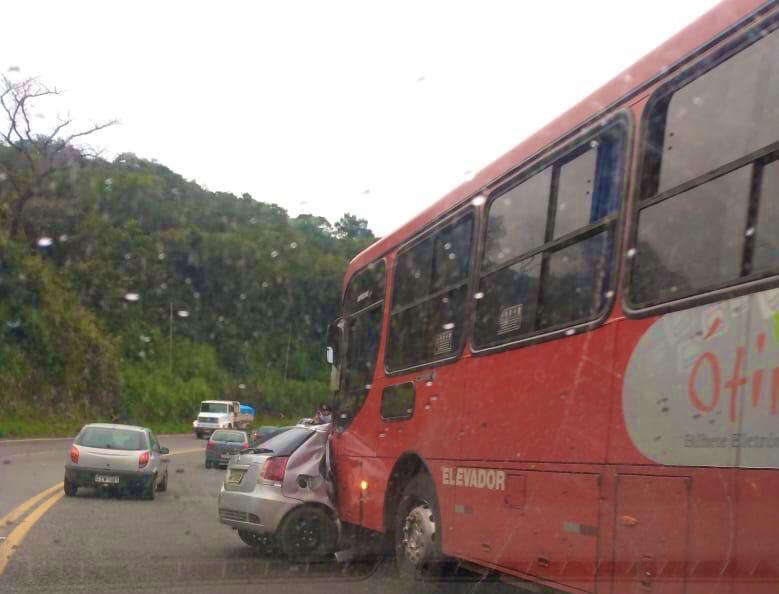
[346,0,766,285]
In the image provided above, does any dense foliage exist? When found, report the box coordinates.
[0,146,374,431]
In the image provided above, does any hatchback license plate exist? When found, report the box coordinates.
[95,475,119,484]
[227,470,245,485]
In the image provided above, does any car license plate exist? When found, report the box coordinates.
[95,474,119,484]
[227,470,245,485]
[221,453,231,459]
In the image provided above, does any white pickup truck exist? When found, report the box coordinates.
[192,400,255,439]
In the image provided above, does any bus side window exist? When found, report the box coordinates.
[631,25,779,307]
[474,123,624,348]
[387,213,474,371]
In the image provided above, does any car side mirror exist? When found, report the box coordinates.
[325,346,334,365]
[160,447,170,455]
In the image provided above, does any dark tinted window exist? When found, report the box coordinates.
[554,148,598,238]
[654,28,779,193]
[538,231,610,328]
[475,124,624,348]
[76,427,147,451]
[483,168,551,270]
[754,160,779,272]
[211,430,247,443]
[380,383,415,420]
[257,427,313,456]
[388,213,473,370]
[633,167,751,304]
[632,27,779,306]
[344,260,386,314]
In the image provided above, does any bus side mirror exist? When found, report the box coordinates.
[326,320,342,364]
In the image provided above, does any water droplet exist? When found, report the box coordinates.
[140,335,151,343]
[124,253,132,261]
[605,290,615,299]
[37,237,53,248]
[249,217,257,224]
[626,248,637,258]
[160,283,168,290]
[177,310,190,318]
[745,227,754,237]
[158,253,166,260]
[365,384,373,390]
[442,296,449,304]
[0,172,7,181]
[138,351,146,358]
[104,178,113,188]
[413,271,421,279]
[589,140,599,149]
[6,320,21,329]
[474,292,485,300]
[471,195,487,207]
[425,381,433,387]
[442,322,455,330]
[692,96,702,106]
[218,316,225,323]
[443,242,452,250]
[238,384,246,390]
[193,291,200,299]
[124,293,140,302]
[289,242,298,249]
[185,277,192,284]
[240,293,246,300]
[565,329,575,336]
[58,234,68,242]
[448,253,456,260]
[270,250,279,258]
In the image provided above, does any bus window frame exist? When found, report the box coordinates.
[624,12,779,319]
[335,257,388,430]
[469,111,631,356]
[379,382,416,422]
[384,204,478,376]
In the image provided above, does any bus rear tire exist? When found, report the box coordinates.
[394,473,444,590]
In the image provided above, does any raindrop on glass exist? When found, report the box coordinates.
[692,96,702,106]
[58,234,68,242]
[425,381,433,387]
[474,291,485,300]
[589,140,599,149]
[464,170,475,180]
[745,227,754,237]
[605,290,615,299]
[443,242,452,250]
[238,384,246,390]
[158,252,166,261]
[140,335,151,343]
[240,293,246,300]
[442,322,455,330]
[124,293,140,302]
[365,384,373,390]
[471,195,486,207]
[289,242,298,249]
[6,320,21,329]
[271,250,279,258]
[177,310,190,318]
[448,253,456,260]
[104,178,113,188]
[626,248,637,258]
[565,329,575,336]
[250,217,257,224]
[37,237,53,248]
[261,281,269,288]
[124,253,132,261]
[138,351,146,359]
[185,277,192,284]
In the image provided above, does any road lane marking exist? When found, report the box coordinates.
[0,483,61,533]
[0,491,64,575]
[0,444,206,577]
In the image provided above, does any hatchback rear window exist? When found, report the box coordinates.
[75,427,147,451]
[258,427,313,456]
[211,431,247,443]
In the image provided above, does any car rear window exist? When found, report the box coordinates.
[258,427,313,456]
[211,431,246,443]
[75,427,147,451]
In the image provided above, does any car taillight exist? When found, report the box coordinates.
[207,440,216,449]
[243,440,249,449]
[139,451,150,469]
[69,446,79,464]
[260,456,288,482]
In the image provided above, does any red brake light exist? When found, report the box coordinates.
[69,446,79,464]
[261,456,288,482]
[139,451,150,469]
[207,439,215,449]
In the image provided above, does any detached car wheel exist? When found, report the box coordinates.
[278,506,338,562]
[63,479,78,497]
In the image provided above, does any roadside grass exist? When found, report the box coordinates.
[0,415,300,440]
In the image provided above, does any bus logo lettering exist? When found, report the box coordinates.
[442,466,505,491]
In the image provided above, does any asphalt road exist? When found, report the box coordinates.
[0,435,522,594]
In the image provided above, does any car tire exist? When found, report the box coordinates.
[238,530,276,555]
[278,506,338,562]
[63,479,78,497]
[143,477,156,501]
[157,470,168,492]
[393,473,445,591]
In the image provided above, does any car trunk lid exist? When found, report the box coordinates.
[224,453,269,493]
[77,446,145,472]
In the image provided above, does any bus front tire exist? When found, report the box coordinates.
[394,473,444,589]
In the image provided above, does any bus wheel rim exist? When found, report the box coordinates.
[401,503,435,565]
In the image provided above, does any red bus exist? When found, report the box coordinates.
[326,1,779,592]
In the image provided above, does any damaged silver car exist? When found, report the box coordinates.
[217,424,338,561]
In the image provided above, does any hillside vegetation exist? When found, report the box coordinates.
[0,83,374,437]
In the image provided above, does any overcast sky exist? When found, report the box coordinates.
[2,0,720,236]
